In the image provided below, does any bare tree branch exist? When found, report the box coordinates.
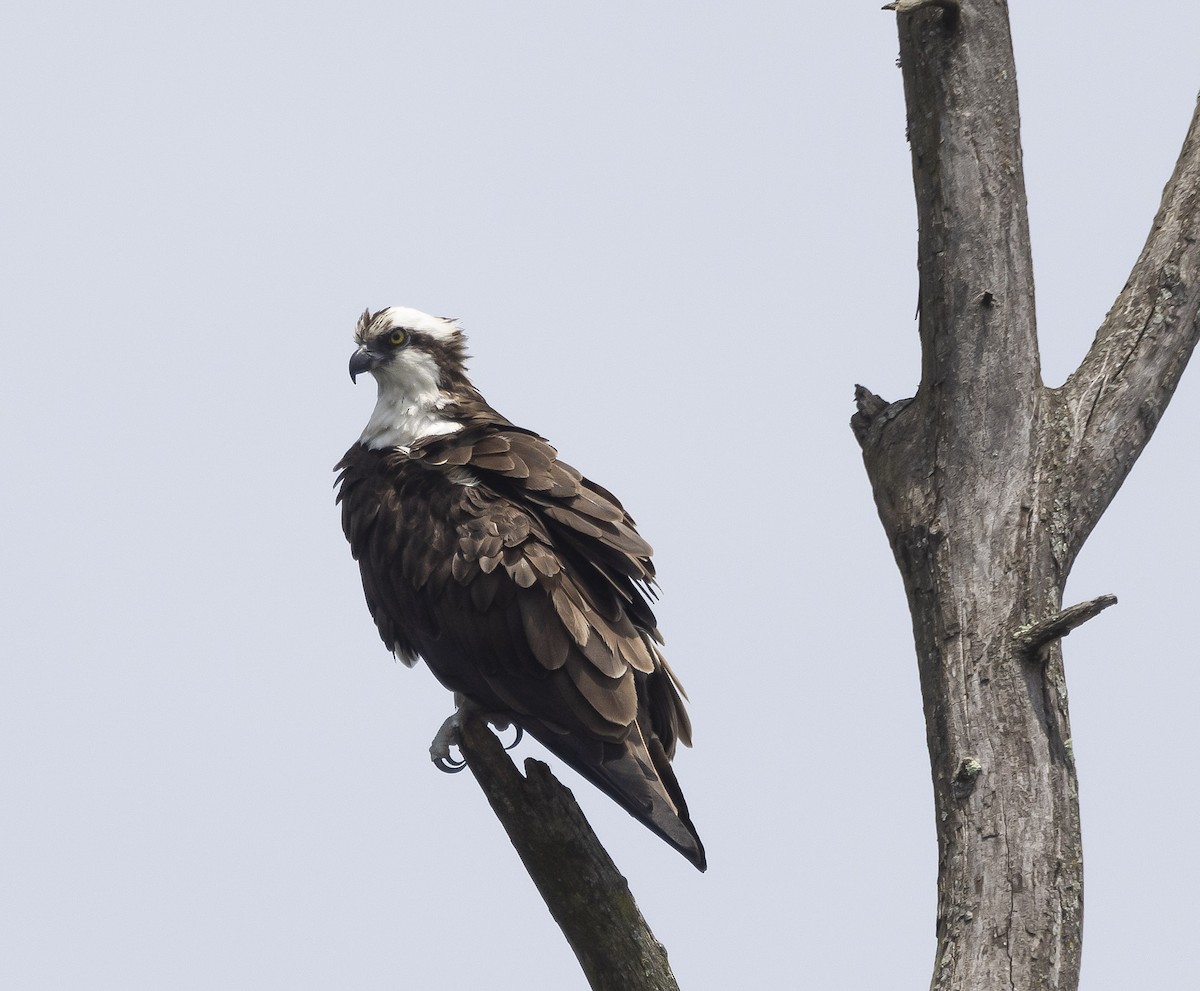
[901,4,1039,409]
[1054,96,1200,558]
[1013,594,1118,655]
[457,717,680,991]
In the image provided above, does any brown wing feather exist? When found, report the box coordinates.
[337,424,703,869]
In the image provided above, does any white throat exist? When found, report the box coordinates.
[359,352,462,451]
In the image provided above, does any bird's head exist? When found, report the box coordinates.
[350,306,477,450]
[349,306,469,394]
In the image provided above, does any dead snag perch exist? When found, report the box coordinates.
[458,718,681,991]
[857,2,1200,990]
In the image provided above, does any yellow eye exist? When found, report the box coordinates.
[389,329,406,346]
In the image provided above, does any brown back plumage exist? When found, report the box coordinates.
[336,397,703,868]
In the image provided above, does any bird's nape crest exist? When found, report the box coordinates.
[354,307,376,345]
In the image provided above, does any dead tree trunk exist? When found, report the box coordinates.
[854,2,1200,989]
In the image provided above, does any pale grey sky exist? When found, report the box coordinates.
[3,3,1197,988]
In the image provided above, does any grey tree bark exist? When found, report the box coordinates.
[855,2,1200,988]
[457,717,680,991]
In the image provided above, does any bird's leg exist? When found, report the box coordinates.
[429,694,523,773]
[429,696,471,773]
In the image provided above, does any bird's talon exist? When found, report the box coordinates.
[502,725,524,752]
[433,751,468,774]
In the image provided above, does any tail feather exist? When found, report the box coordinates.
[524,720,706,871]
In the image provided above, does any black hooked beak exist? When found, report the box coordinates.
[349,346,383,383]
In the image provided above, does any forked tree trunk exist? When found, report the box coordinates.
[855,3,1200,989]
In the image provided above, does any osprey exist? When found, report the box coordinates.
[335,306,705,870]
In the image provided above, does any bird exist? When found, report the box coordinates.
[335,305,704,870]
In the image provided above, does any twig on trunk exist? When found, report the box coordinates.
[1013,595,1119,656]
[882,0,961,29]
